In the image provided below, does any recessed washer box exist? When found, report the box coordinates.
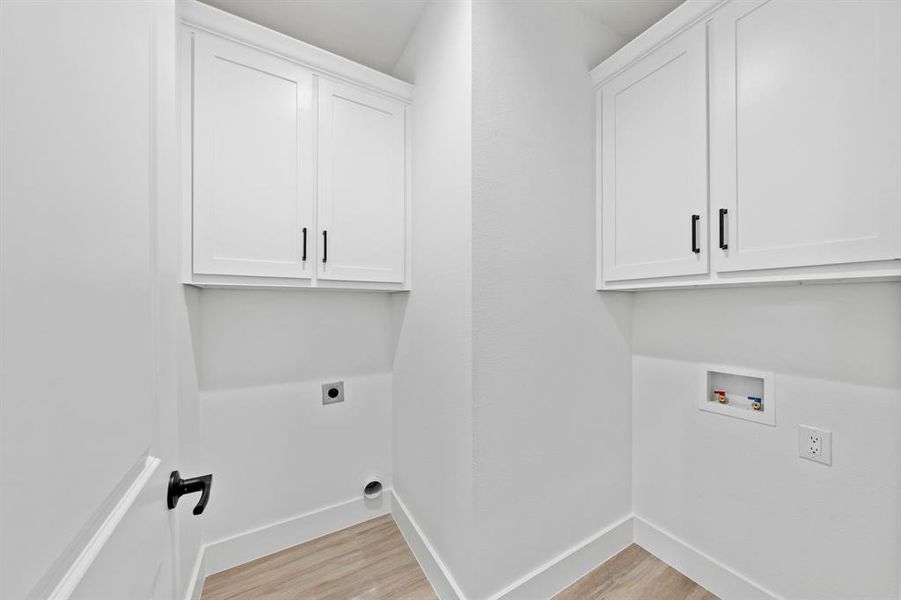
[699,364,775,426]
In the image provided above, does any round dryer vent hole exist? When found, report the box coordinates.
[363,480,383,499]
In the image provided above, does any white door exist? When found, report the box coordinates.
[193,33,315,279]
[317,79,406,283]
[710,0,901,273]
[1,2,190,599]
[600,22,708,283]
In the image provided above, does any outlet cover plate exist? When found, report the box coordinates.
[799,424,832,465]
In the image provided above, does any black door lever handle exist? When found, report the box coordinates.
[167,470,212,515]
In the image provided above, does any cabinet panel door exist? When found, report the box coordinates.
[193,34,314,278]
[317,79,406,283]
[601,23,708,283]
[711,0,901,273]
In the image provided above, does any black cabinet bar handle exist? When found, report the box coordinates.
[718,208,728,250]
[302,227,307,262]
[322,230,327,263]
[691,214,700,254]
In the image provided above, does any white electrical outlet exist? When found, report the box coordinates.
[799,425,832,465]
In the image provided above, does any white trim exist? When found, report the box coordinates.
[402,104,413,291]
[183,547,206,600]
[184,273,409,291]
[203,493,391,575]
[391,491,467,600]
[177,0,413,103]
[598,258,901,291]
[490,515,633,600]
[39,456,161,600]
[633,515,781,600]
[590,0,724,86]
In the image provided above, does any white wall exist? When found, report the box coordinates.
[469,2,630,597]
[195,289,396,545]
[632,283,901,599]
[391,0,476,592]
[201,374,392,542]
[197,290,398,391]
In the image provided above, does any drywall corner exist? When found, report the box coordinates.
[391,0,476,595]
[469,1,632,595]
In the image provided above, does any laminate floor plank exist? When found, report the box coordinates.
[553,544,719,600]
[201,515,436,600]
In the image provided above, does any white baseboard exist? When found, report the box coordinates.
[490,515,633,600]
[203,493,392,576]
[391,491,467,600]
[633,515,781,600]
[392,493,632,600]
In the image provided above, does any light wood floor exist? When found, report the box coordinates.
[553,544,718,600]
[202,516,717,600]
[201,515,435,600]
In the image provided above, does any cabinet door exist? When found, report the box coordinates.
[710,0,901,273]
[193,33,314,278]
[600,23,708,283]
[317,79,406,283]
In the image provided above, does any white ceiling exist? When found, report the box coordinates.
[198,0,684,78]
[571,0,684,41]
[198,0,428,75]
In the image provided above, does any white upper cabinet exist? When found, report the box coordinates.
[182,3,412,290]
[193,33,314,279]
[599,23,708,283]
[593,0,901,290]
[317,80,406,284]
[710,0,901,274]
